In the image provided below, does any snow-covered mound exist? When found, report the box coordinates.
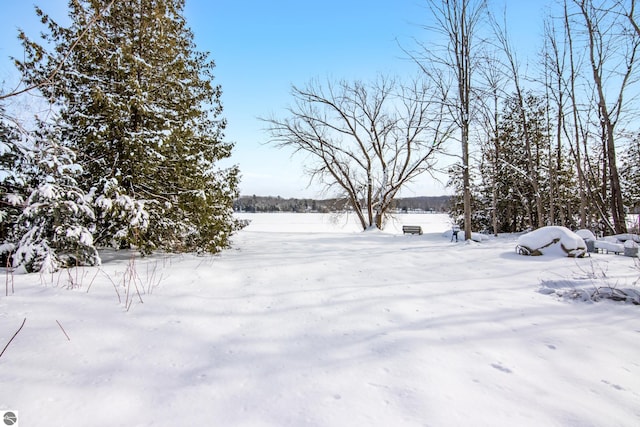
[612,233,640,243]
[575,229,596,241]
[516,226,587,258]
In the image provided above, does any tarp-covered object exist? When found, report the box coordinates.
[516,226,587,258]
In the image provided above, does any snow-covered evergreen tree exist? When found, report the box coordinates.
[17,0,240,254]
[0,106,32,259]
[12,122,99,273]
[476,92,553,232]
[621,134,640,213]
[91,177,150,252]
[446,162,486,232]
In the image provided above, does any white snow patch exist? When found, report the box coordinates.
[4,193,23,207]
[0,214,639,427]
[575,229,597,241]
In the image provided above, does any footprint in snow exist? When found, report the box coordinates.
[601,380,625,391]
[491,363,513,373]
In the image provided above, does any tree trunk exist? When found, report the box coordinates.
[605,122,627,233]
[578,0,631,234]
[564,1,588,228]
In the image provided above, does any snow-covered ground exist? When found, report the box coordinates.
[1,213,639,427]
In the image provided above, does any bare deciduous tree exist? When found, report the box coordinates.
[561,0,593,229]
[411,0,487,240]
[573,0,640,234]
[491,13,547,229]
[477,53,506,236]
[263,76,452,230]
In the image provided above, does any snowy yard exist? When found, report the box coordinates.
[1,213,639,426]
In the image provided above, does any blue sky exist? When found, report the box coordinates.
[1,0,550,198]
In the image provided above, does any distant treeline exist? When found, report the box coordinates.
[234,195,451,213]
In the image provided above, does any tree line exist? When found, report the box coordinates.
[234,195,451,213]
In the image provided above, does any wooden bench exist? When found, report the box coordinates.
[402,225,423,235]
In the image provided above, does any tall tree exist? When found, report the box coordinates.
[571,0,639,234]
[491,13,547,228]
[414,0,488,240]
[0,108,32,249]
[264,76,451,231]
[620,133,640,214]
[560,0,591,229]
[476,53,506,236]
[17,0,239,253]
[543,17,567,226]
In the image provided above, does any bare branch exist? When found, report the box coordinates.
[262,75,449,230]
[0,318,27,359]
[0,0,116,101]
